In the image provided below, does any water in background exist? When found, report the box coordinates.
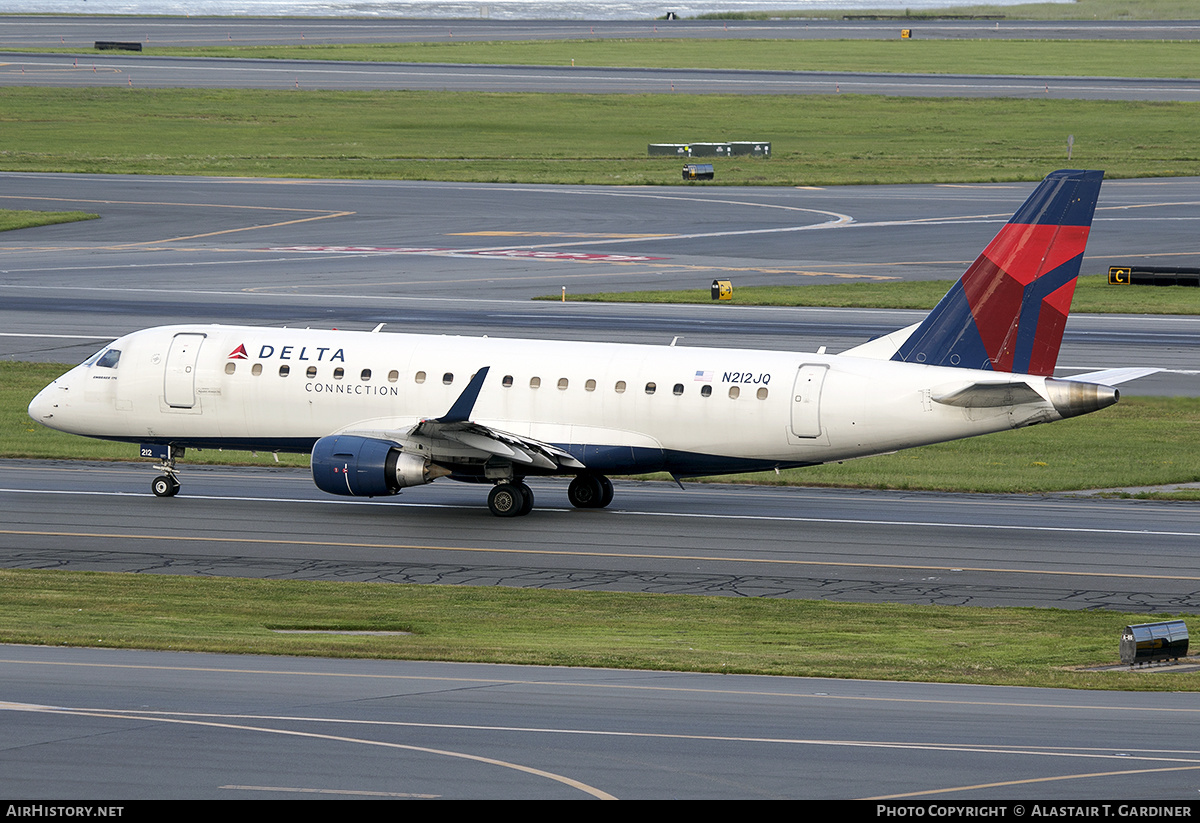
[8,0,1056,22]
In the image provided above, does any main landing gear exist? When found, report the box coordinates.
[486,474,614,516]
[567,474,614,509]
[488,481,535,517]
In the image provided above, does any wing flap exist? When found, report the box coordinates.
[340,365,586,474]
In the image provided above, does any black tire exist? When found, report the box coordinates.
[517,482,535,516]
[597,475,614,508]
[151,476,177,497]
[488,483,525,517]
[567,474,603,508]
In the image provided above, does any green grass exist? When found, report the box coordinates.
[1107,488,1200,500]
[146,39,1200,79]
[4,88,1200,185]
[687,396,1200,493]
[7,362,1198,493]
[0,209,97,232]
[0,568,1189,689]
[553,274,1200,314]
[727,0,1200,20]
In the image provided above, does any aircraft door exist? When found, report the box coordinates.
[790,364,828,438]
[164,333,206,409]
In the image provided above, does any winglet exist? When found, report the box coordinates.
[435,367,490,423]
[891,170,1104,376]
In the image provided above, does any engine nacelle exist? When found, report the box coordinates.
[311,434,444,497]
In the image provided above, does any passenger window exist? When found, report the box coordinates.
[585,379,596,392]
[728,386,740,399]
[388,370,398,382]
[502,375,514,388]
[645,382,656,395]
[333,367,344,380]
[443,373,454,385]
[361,368,372,381]
[615,381,626,393]
[279,365,290,377]
[530,376,541,389]
[307,366,317,378]
[673,383,684,396]
[701,385,712,398]
[225,362,236,375]
[757,387,769,400]
[415,371,426,384]
[252,363,263,376]
[557,378,569,391]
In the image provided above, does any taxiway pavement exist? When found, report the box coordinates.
[4,460,1200,612]
[7,643,1200,800]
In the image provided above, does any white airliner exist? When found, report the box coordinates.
[29,170,1144,516]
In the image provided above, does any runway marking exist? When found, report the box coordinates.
[271,245,667,262]
[2,702,615,800]
[113,211,357,247]
[225,785,439,798]
[0,193,356,246]
[10,660,1200,716]
[0,332,113,340]
[243,260,894,287]
[2,500,1200,582]
[448,231,673,238]
[870,763,1200,799]
[6,698,1199,798]
[19,57,1200,98]
[0,194,346,214]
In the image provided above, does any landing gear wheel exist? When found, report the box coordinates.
[517,482,534,516]
[597,475,614,508]
[568,474,611,509]
[488,483,527,517]
[151,475,179,498]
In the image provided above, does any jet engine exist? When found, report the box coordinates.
[311,434,448,497]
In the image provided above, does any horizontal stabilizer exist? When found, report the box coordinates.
[1062,367,1163,386]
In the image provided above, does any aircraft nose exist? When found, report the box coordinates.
[28,382,63,427]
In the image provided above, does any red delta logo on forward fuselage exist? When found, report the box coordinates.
[227,343,347,362]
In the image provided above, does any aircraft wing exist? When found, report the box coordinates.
[409,418,586,471]
[345,365,585,473]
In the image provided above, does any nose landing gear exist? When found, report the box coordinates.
[151,474,181,497]
[143,443,183,498]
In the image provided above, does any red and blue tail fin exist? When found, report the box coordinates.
[891,169,1103,376]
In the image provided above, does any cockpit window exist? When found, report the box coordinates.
[83,347,106,366]
[92,348,121,369]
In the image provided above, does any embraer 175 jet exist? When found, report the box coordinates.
[29,170,1144,516]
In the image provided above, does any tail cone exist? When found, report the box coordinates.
[1044,378,1119,419]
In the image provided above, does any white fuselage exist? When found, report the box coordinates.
[30,324,1067,476]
